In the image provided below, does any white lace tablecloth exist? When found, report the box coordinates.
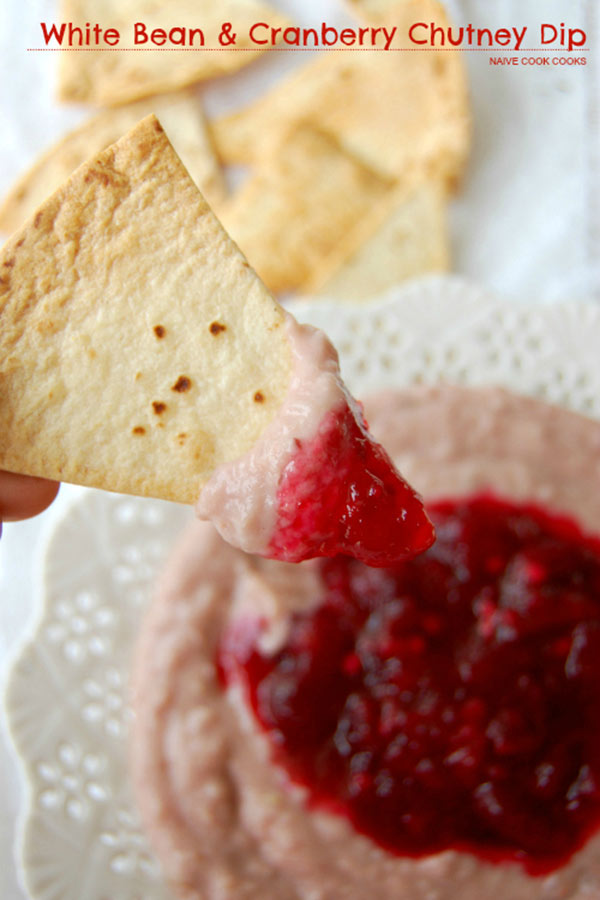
[0,0,599,898]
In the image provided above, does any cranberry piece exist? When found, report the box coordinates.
[219,495,600,875]
[268,402,435,566]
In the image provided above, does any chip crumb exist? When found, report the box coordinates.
[154,325,166,338]
[209,321,227,335]
[152,401,167,415]
[132,426,146,435]
[254,391,265,403]
[172,376,192,393]
[135,372,142,381]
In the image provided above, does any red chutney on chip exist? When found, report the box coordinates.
[269,400,435,565]
[219,494,600,875]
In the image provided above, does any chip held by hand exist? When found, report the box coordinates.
[0,115,433,564]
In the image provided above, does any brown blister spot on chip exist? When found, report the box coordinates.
[254,391,265,403]
[152,401,167,415]
[135,372,143,381]
[132,426,146,435]
[154,119,164,133]
[16,238,24,248]
[3,258,15,268]
[153,325,166,339]
[209,321,226,336]
[172,375,192,393]
[177,433,187,445]
[34,212,43,228]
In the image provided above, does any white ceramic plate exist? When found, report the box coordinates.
[5,276,600,900]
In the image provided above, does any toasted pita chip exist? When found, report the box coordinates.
[210,0,470,188]
[219,124,393,294]
[0,116,292,504]
[0,92,225,237]
[309,180,450,301]
[57,0,290,106]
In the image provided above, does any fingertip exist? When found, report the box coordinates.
[0,472,60,522]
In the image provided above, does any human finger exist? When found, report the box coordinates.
[0,470,60,522]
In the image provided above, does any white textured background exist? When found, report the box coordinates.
[0,1,598,897]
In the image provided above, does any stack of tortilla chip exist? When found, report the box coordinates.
[0,0,289,234]
[1,0,471,303]
[214,0,470,299]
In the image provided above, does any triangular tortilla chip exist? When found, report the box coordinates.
[219,124,392,293]
[0,92,226,237]
[57,0,290,105]
[0,116,292,503]
[210,0,470,187]
[309,180,450,300]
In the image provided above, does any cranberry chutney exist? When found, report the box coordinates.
[220,493,600,875]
